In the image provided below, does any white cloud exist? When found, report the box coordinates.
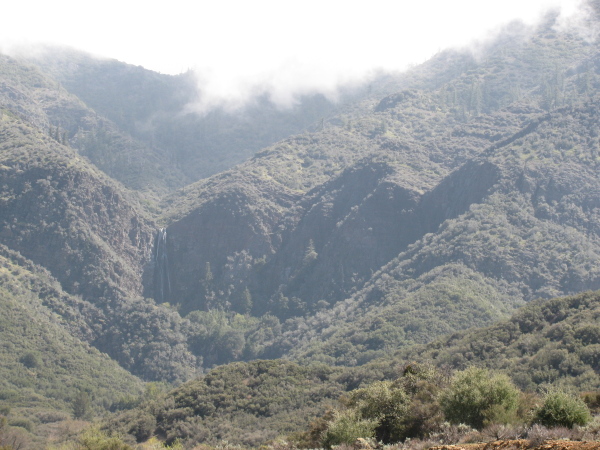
[1,0,586,110]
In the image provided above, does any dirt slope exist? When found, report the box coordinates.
[431,440,600,450]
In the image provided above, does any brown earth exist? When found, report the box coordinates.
[430,440,600,450]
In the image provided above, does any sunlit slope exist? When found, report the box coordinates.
[0,245,144,419]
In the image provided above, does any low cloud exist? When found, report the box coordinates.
[181,0,587,113]
[1,0,589,114]
[186,59,378,114]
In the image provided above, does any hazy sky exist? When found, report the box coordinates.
[1,0,586,108]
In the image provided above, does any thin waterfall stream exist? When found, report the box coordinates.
[153,228,171,303]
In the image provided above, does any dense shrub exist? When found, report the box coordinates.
[73,390,92,420]
[345,380,409,443]
[387,364,446,441]
[74,427,133,450]
[0,417,31,450]
[321,409,377,449]
[129,413,157,442]
[7,418,33,433]
[533,390,591,428]
[319,363,446,446]
[20,352,41,369]
[440,367,520,429]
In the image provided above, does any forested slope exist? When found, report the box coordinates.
[24,46,347,184]
[0,75,200,385]
[2,6,599,378]
[107,290,600,447]
[395,289,600,391]
[0,110,154,300]
[283,98,600,365]
[0,244,144,447]
[0,54,185,196]
[144,11,600,370]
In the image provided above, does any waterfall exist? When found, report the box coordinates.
[153,228,171,303]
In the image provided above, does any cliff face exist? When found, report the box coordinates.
[160,155,503,317]
[258,162,421,309]
[165,180,291,314]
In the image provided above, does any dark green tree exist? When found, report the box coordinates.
[73,390,92,419]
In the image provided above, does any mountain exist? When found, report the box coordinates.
[23,46,350,185]
[0,53,185,197]
[0,62,202,385]
[147,11,600,369]
[283,97,600,366]
[1,4,600,447]
[4,7,600,374]
[0,101,153,301]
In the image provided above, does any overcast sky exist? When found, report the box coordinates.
[1,0,587,108]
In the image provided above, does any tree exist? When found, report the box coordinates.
[240,288,253,314]
[333,364,445,444]
[393,363,446,440]
[73,390,92,419]
[20,352,40,369]
[303,239,318,266]
[346,380,410,442]
[204,262,213,284]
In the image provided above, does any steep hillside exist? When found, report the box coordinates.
[0,245,144,445]
[143,11,600,372]
[0,110,154,300]
[0,103,199,383]
[0,53,185,195]
[157,89,527,318]
[395,289,600,391]
[23,46,347,183]
[283,99,600,365]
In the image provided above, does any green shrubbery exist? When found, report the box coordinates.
[55,427,133,450]
[534,390,592,428]
[316,365,593,448]
[318,364,447,447]
[440,367,520,428]
[344,380,409,443]
[321,409,377,448]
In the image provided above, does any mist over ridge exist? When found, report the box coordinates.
[159,0,590,112]
[1,0,587,114]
